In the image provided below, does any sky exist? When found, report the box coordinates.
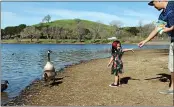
[1,1,162,29]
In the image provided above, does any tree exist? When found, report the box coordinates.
[41,15,51,40]
[110,20,123,28]
[1,29,5,39]
[2,24,27,40]
[109,20,123,39]
[74,18,81,24]
[77,28,90,42]
[100,29,110,40]
[138,20,143,38]
[4,27,16,39]
[49,26,63,43]
[124,27,139,36]
[17,24,27,40]
[141,23,155,37]
[64,29,74,40]
[42,15,51,23]
[18,24,27,32]
[91,20,103,40]
[20,26,41,42]
[41,25,51,40]
[14,34,21,42]
[74,19,86,42]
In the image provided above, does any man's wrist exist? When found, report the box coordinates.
[144,40,148,43]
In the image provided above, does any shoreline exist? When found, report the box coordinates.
[1,57,109,106]
[1,57,108,106]
[2,49,173,106]
[1,40,170,45]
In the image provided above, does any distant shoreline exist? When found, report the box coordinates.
[1,39,170,45]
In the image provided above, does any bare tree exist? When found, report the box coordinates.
[110,20,123,28]
[41,26,52,40]
[141,23,155,37]
[42,15,51,23]
[74,19,85,42]
[100,29,109,40]
[91,20,103,40]
[20,26,41,42]
[109,20,123,39]
[138,20,143,38]
[56,27,63,42]
[41,15,51,41]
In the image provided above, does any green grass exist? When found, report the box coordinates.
[34,19,111,31]
[1,38,142,44]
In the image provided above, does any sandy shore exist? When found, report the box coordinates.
[3,49,173,106]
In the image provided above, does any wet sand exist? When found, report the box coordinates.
[2,49,173,106]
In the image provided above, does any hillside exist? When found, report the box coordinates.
[2,19,168,44]
[34,19,112,31]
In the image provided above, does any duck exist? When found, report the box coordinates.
[1,80,9,92]
[43,50,56,84]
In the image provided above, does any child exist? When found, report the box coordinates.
[107,40,134,87]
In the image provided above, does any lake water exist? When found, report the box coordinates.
[1,43,169,104]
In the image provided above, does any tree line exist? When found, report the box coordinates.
[1,15,168,43]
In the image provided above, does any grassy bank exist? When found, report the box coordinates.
[1,39,129,44]
[1,38,169,44]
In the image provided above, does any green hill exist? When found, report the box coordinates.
[34,19,112,31]
[2,19,165,44]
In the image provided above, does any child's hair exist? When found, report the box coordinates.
[111,40,122,54]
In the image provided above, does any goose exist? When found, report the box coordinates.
[1,80,9,92]
[43,50,56,83]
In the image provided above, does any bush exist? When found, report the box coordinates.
[70,40,77,43]
[91,39,100,43]
[55,40,62,43]
[84,40,92,44]
[100,39,111,44]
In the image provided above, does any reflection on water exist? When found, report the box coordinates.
[1,44,169,104]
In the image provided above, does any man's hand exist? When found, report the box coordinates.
[138,40,146,48]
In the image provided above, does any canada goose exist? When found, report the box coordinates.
[1,80,9,92]
[43,50,56,84]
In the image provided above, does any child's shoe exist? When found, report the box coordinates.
[109,83,118,87]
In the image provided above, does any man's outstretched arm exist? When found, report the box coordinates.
[138,27,159,48]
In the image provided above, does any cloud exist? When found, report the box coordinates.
[1,12,18,28]
[49,9,122,24]
[49,8,156,26]
[24,8,120,21]
[1,5,158,28]
[1,11,18,23]
[123,9,157,19]
[1,11,43,28]
[24,7,152,27]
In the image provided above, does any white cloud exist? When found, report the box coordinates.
[1,11,43,28]
[1,6,158,28]
[1,12,18,28]
[23,8,121,21]
[1,11,18,23]
[23,8,150,27]
[2,12,17,17]
[123,9,157,19]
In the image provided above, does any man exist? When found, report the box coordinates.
[138,0,174,94]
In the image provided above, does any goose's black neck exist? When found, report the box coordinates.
[48,52,50,62]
